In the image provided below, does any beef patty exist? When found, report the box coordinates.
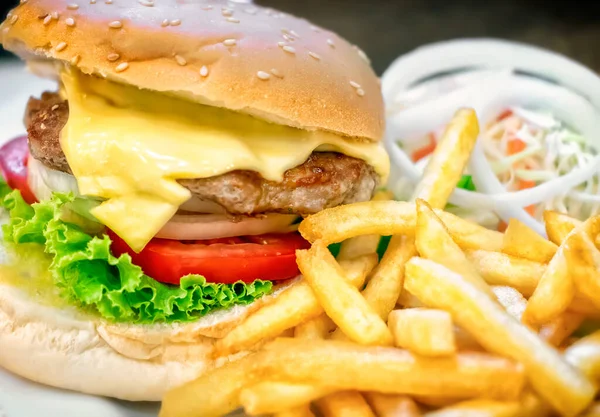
[26,92,379,215]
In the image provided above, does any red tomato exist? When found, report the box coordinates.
[412,133,437,162]
[108,230,311,285]
[0,135,37,204]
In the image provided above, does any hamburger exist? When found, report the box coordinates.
[0,0,389,401]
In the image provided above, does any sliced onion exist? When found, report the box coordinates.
[27,155,79,201]
[156,213,299,241]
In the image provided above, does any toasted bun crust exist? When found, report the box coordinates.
[0,0,384,141]
[0,281,291,401]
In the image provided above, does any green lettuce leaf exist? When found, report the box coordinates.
[0,187,272,323]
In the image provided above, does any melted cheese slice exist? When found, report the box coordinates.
[60,70,390,252]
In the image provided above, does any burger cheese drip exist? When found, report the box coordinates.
[59,69,390,252]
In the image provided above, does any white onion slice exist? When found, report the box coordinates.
[27,155,80,201]
[156,213,299,240]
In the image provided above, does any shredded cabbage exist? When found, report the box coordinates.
[0,185,272,323]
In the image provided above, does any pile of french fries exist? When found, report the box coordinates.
[160,108,600,417]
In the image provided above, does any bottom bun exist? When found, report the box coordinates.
[0,279,291,401]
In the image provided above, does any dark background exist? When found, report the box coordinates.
[1,0,599,75]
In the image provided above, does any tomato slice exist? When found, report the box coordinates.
[0,135,37,204]
[108,230,311,285]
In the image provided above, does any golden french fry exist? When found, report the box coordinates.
[491,286,527,322]
[364,393,421,417]
[412,108,479,209]
[453,326,483,351]
[520,390,553,417]
[388,308,456,356]
[160,348,266,417]
[397,289,425,309]
[275,405,316,417]
[316,391,375,417]
[465,250,545,297]
[544,210,582,245]
[539,312,585,347]
[240,382,333,415]
[296,242,393,346]
[522,244,574,325]
[502,218,558,263]
[404,257,596,417]
[294,314,336,340]
[298,201,503,251]
[579,402,600,417]
[564,221,600,310]
[362,235,416,319]
[422,399,522,417]
[564,330,600,384]
[215,254,377,356]
[413,396,459,408]
[415,199,494,298]
[259,338,524,400]
[338,189,393,261]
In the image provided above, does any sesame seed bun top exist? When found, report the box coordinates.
[0,0,384,142]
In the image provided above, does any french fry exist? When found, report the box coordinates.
[491,286,527,322]
[413,396,460,408]
[522,244,574,326]
[214,254,377,356]
[411,108,480,209]
[298,201,503,251]
[338,189,393,261]
[564,330,600,384]
[544,210,582,245]
[404,257,596,417]
[240,382,334,415]
[579,402,600,417]
[294,314,336,340]
[364,393,421,417]
[520,390,553,417]
[275,405,316,417]
[564,220,600,310]
[259,338,524,400]
[567,298,600,319]
[361,234,416,319]
[296,242,393,346]
[502,218,558,263]
[465,250,545,297]
[388,308,456,356]
[315,391,376,417]
[415,199,494,298]
[453,326,483,351]
[397,289,425,309]
[539,312,585,347]
[422,399,522,417]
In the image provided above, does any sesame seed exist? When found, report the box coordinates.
[65,17,76,27]
[51,105,59,111]
[221,8,233,17]
[6,12,11,19]
[356,89,365,97]
[70,55,81,65]
[327,39,335,48]
[223,39,236,46]
[90,0,96,3]
[282,46,296,54]
[20,0,28,4]
[55,42,67,52]
[109,20,122,28]
[41,123,46,130]
[115,62,129,73]
[107,53,120,61]
[175,55,187,66]
[199,65,209,77]
[43,15,52,25]
[290,30,300,38]
[282,34,294,42]
[67,3,79,9]
[308,51,321,60]
[357,48,370,64]
[310,25,320,33]
[257,71,271,80]
[170,19,181,26]
[277,41,286,47]
[105,0,113,4]
[161,19,169,27]
[51,12,59,19]
[9,15,18,25]
[349,81,361,89]
[270,68,283,78]
[226,17,240,23]
[138,0,154,6]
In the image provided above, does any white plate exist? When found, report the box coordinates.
[0,61,161,417]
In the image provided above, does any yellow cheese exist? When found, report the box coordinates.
[60,69,390,252]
